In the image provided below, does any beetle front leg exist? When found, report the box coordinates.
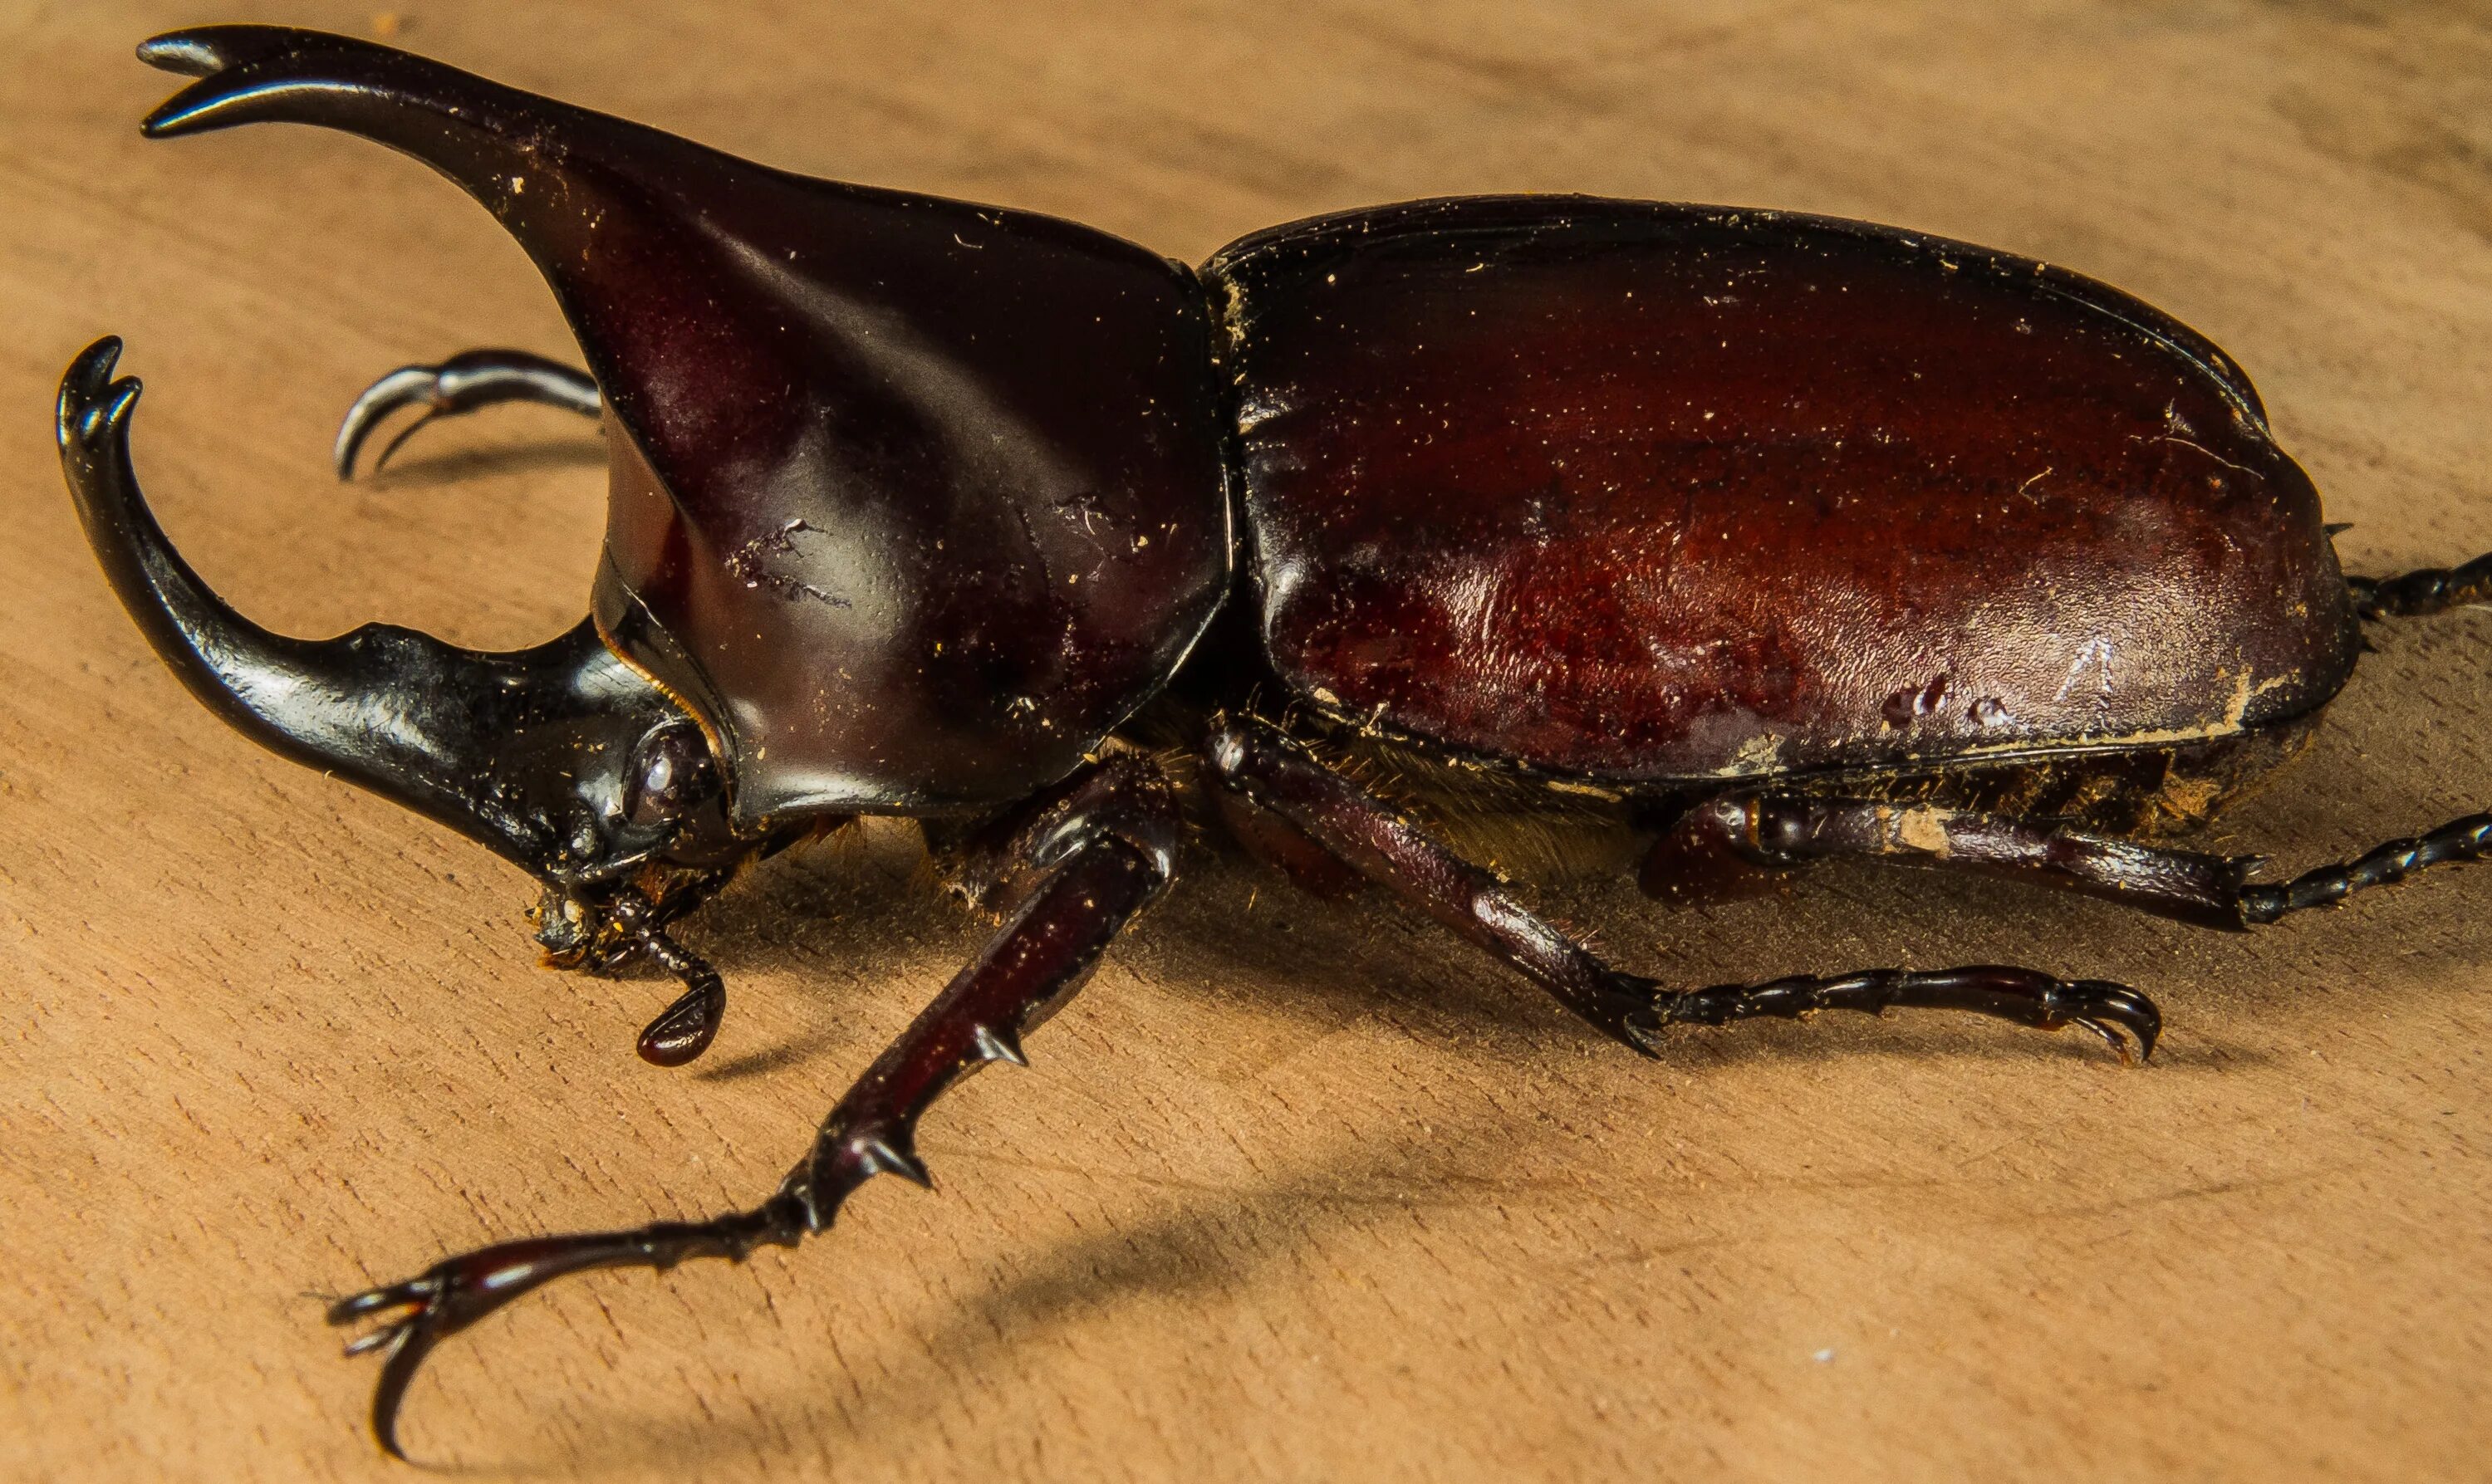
[1202,715,2156,1062]
[334,348,601,478]
[326,754,1179,1458]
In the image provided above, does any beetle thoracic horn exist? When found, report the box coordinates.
[130,22,853,495]
[56,337,680,880]
[128,23,1243,825]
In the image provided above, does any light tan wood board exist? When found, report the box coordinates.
[4,2,2489,1479]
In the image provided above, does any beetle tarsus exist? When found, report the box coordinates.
[2346,553,2492,619]
[1643,966,2161,1065]
[2239,811,2492,924]
[334,349,601,479]
[326,1202,803,1458]
[326,755,1179,1458]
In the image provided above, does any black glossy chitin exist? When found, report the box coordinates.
[56,24,2490,1459]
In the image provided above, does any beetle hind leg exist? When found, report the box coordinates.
[334,348,601,478]
[1676,791,2491,932]
[2347,551,2492,619]
[1650,794,2264,928]
[1200,713,2158,1062]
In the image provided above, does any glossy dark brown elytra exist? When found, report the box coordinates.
[54,24,2492,1459]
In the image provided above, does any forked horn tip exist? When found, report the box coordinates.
[57,337,138,452]
[135,26,364,138]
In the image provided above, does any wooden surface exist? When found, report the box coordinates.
[6,2,2491,1479]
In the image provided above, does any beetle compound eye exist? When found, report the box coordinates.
[624,726,719,828]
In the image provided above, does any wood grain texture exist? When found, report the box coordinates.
[3,2,2488,1479]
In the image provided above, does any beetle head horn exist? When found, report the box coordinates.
[55,338,719,891]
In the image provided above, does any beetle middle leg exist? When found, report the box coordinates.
[324,752,1179,1457]
[1200,714,2156,1062]
[334,348,600,478]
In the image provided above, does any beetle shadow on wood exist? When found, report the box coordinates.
[448,1097,1605,1477]
[359,435,607,490]
[665,820,2021,1088]
[425,684,2490,1474]
[655,798,2427,1105]
[662,740,2492,1097]
[414,596,2492,1476]
[454,840,2476,1477]
[664,713,2492,1088]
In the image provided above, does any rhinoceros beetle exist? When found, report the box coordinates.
[56,24,2492,1458]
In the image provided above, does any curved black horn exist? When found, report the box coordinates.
[56,338,684,883]
[132,22,814,488]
